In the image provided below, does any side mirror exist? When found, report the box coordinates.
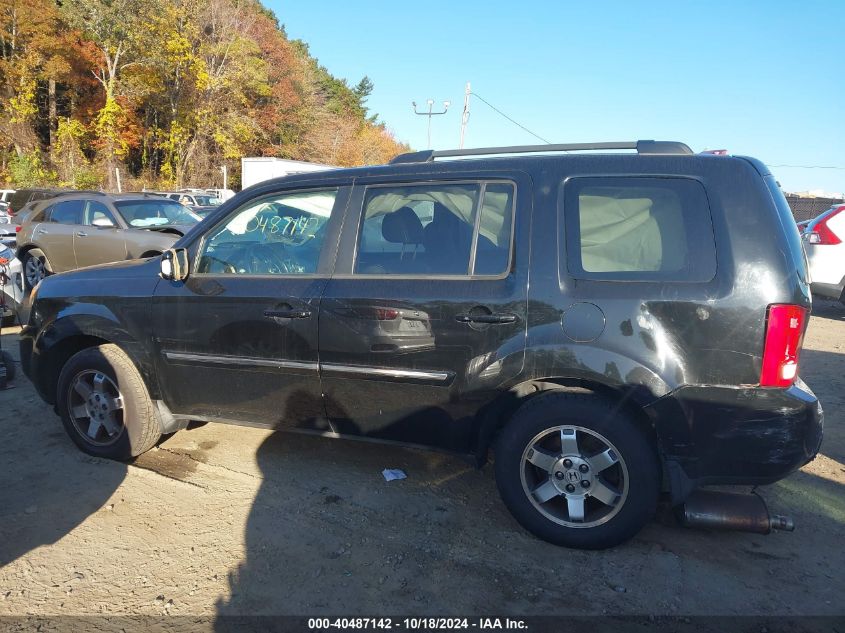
[160,248,190,281]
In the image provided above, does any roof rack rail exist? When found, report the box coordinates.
[390,140,693,164]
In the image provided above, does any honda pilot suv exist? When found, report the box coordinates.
[19,141,822,549]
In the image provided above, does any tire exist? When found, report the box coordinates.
[56,344,161,459]
[494,392,660,549]
[1,349,15,381]
[23,248,51,292]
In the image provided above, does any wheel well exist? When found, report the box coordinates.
[39,334,110,404]
[473,378,659,467]
[17,244,37,260]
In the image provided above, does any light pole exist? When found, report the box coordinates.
[413,98,450,149]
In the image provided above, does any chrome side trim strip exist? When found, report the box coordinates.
[319,362,453,383]
[163,351,318,371]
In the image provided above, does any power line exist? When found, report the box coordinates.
[470,91,552,144]
[769,164,845,170]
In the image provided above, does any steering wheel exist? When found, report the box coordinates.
[199,255,237,274]
[249,243,302,274]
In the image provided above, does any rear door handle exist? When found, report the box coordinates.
[264,308,312,320]
[35,228,47,235]
[455,313,518,325]
[76,231,88,237]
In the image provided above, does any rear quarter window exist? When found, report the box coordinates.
[561,176,717,282]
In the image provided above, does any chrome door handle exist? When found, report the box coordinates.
[35,228,47,234]
[264,308,312,320]
[76,231,88,237]
[455,313,518,324]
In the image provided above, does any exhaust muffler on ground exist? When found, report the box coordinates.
[679,490,795,534]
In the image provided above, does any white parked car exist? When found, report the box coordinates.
[0,242,23,323]
[802,204,845,303]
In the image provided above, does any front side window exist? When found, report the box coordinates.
[563,177,716,281]
[48,200,84,224]
[114,200,201,227]
[196,189,339,275]
[356,182,515,276]
[83,200,117,227]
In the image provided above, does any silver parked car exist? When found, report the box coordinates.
[16,192,201,290]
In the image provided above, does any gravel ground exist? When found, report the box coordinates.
[0,301,843,620]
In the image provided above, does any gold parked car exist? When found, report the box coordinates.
[16,192,202,290]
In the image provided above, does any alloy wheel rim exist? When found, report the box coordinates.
[67,370,125,446]
[25,257,45,287]
[519,425,629,528]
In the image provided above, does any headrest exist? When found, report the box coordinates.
[381,206,423,244]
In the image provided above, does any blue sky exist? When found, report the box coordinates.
[267,1,844,194]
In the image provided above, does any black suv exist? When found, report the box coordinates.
[19,141,822,549]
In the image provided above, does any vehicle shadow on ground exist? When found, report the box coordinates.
[810,299,845,322]
[0,330,127,568]
[214,381,845,618]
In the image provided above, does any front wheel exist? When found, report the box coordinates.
[56,344,161,459]
[494,392,660,549]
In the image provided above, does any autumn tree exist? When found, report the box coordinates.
[60,0,148,189]
[1,0,409,189]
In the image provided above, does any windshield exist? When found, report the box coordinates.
[114,200,201,227]
[193,195,221,206]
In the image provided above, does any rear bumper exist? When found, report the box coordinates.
[646,379,823,502]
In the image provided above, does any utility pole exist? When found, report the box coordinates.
[413,98,450,149]
[459,82,471,149]
[220,165,228,190]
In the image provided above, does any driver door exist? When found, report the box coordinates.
[151,185,349,429]
[74,199,127,267]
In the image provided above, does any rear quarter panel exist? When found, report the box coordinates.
[523,154,810,396]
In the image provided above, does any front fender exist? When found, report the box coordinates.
[30,303,158,402]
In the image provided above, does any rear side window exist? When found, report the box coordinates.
[562,177,716,282]
[48,199,84,224]
[355,181,515,276]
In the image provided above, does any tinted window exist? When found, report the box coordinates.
[563,177,716,281]
[114,200,200,226]
[9,191,32,210]
[48,199,84,224]
[356,182,514,276]
[197,189,338,275]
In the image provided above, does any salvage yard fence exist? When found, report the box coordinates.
[786,195,844,222]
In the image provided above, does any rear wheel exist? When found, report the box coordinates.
[494,392,660,549]
[56,344,161,459]
[23,248,51,291]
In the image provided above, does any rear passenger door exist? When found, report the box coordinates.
[36,199,86,271]
[319,172,531,452]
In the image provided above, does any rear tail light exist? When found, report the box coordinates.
[374,308,399,320]
[15,225,21,233]
[760,304,807,387]
[806,206,844,245]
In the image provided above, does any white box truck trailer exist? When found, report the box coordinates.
[240,157,335,190]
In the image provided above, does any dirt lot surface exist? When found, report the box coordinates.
[0,302,843,620]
